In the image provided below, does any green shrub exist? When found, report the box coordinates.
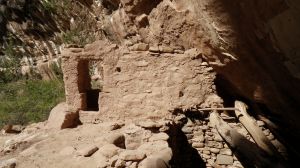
[0,79,65,127]
[41,0,57,14]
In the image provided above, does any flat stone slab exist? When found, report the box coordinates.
[216,154,233,165]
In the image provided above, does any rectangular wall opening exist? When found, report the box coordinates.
[77,60,100,111]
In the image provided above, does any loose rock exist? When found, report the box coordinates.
[98,144,120,158]
[120,150,146,161]
[76,145,99,157]
[46,102,79,129]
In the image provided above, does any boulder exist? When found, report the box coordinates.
[46,102,79,129]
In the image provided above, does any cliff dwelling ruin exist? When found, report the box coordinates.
[1,0,300,167]
[62,41,217,123]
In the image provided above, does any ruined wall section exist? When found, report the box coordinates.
[62,41,216,120]
[101,50,216,120]
[61,41,119,111]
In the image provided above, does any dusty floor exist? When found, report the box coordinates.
[1,122,125,168]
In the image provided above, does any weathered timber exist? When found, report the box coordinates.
[209,112,287,168]
[234,101,280,158]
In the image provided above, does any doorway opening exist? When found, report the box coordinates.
[77,60,100,111]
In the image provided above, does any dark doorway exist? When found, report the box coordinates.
[86,89,100,111]
[77,60,100,111]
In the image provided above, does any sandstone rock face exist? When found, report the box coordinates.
[46,102,79,129]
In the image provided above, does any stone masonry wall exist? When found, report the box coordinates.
[62,41,216,121]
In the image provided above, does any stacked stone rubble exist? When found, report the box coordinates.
[178,112,286,168]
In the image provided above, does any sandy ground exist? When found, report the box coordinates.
[0,122,124,168]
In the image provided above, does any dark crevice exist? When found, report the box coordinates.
[101,0,119,14]
[128,0,163,15]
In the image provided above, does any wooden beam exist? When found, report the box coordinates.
[234,101,281,158]
[209,112,287,168]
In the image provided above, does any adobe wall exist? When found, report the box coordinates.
[61,41,217,121]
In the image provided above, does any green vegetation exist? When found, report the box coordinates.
[41,0,58,13]
[0,80,65,127]
[0,0,96,128]
[0,36,23,83]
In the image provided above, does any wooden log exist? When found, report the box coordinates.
[234,101,281,158]
[209,112,286,168]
